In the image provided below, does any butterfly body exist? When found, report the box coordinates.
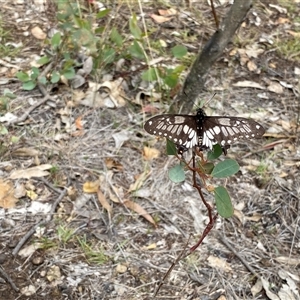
[144,108,265,154]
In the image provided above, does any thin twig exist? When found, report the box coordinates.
[153,235,192,297]
[48,181,69,221]
[12,176,70,256]
[188,152,218,253]
[12,219,46,256]
[217,232,260,278]
[35,176,63,194]
[209,0,219,29]
[0,266,20,292]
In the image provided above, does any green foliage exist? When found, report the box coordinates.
[166,144,240,218]
[0,17,21,57]
[171,45,188,58]
[57,225,74,244]
[214,186,234,218]
[0,89,16,114]
[211,159,239,178]
[166,139,177,155]
[15,2,188,97]
[168,163,186,183]
[77,236,109,264]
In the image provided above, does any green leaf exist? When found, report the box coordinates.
[38,76,47,85]
[171,45,187,58]
[168,164,185,183]
[141,68,157,82]
[164,74,178,88]
[110,27,123,47]
[96,9,111,19]
[129,40,145,60]
[23,81,36,90]
[3,89,16,99]
[51,71,60,83]
[171,65,185,75]
[62,68,75,80]
[51,32,61,49]
[129,14,142,39]
[211,159,239,178]
[37,56,50,66]
[201,162,214,174]
[16,71,30,82]
[102,48,115,64]
[30,67,40,80]
[207,144,223,160]
[166,139,177,155]
[214,186,233,218]
[0,125,8,135]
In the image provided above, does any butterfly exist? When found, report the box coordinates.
[144,108,265,154]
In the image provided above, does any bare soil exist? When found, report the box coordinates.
[0,1,299,300]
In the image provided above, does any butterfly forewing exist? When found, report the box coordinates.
[144,114,199,149]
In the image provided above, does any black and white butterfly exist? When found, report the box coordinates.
[144,108,265,154]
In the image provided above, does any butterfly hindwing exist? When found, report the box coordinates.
[201,116,265,149]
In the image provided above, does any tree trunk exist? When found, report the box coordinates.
[171,0,253,114]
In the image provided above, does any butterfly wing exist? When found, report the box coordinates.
[201,116,265,150]
[144,114,199,149]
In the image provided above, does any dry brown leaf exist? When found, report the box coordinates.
[261,277,280,299]
[105,158,123,171]
[207,255,232,272]
[123,199,157,227]
[232,80,265,89]
[109,190,120,203]
[141,243,157,250]
[26,190,38,201]
[31,26,46,39]
[233,209,245,224]
[245,213,262,222]
[109,184,124,203]
[0,179,18,208]
[275,256,300,265]
[18,243,43,258]
[247,60,257,72]
[276,17,289,24]
[281,120,293,131]
[143,146,160,160]
[267,81,284,94]
[158,8,177,16]
[75,116,83,130]
[150,14,172,24]
[10,164,52,179]
[78,79,126,108]
[83,180,100,193]
[286,30,300,38]
[129,170,150,192]
[251,278,263,297]
[14,183,26,198]
[97,188,112,215]
[11,147,40,157]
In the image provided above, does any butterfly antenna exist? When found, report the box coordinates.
[194,93,217,111]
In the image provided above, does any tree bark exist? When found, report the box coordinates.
[171,0,253,114]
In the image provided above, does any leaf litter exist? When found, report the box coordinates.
[0,1,299,299]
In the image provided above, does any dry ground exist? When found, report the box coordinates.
[0,1,299,300]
